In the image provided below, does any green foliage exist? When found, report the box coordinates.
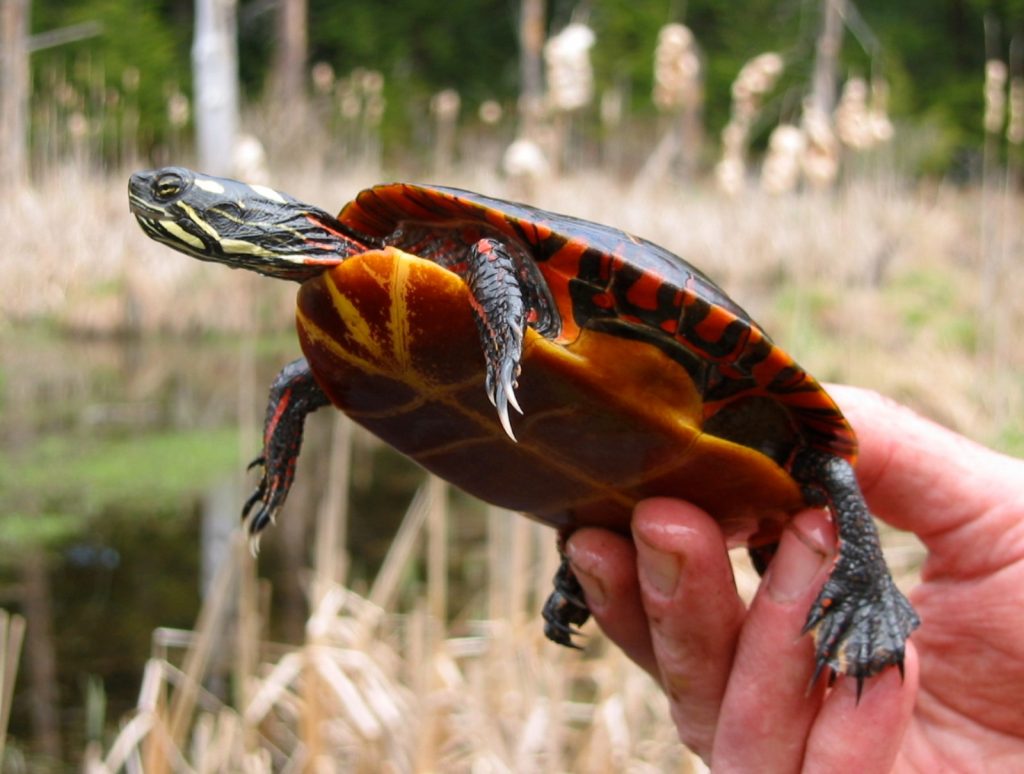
[32,0,190,151]
[27,0,1020,170]
[0,427,240,552]
[886,269,978,351]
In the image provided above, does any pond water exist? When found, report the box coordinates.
[0,329,433,764]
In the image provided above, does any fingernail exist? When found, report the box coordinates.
[570,561,607,607]
[766,516,831,603]
[636,536,681,597]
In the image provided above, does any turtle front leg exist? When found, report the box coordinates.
[243,357,330,541]
[793,451,920,695]
[465,238,527,440]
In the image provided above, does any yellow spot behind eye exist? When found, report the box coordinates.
[249,184,288,204]
[194,177,226,194]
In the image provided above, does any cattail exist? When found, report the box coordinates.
[478,99,503,125]
[714,154,745,196]
[760,124,805,194]
[311,62,335,96]
[233,134,269,184]
[801,102,840,189]
[431,89,461,174]
[544,23,596,112]
[652,23,701,113]
[835,77,871,149]
[337,76,361,120]
[731,52,784,122]
[715,52,784,195]
[503,137,550,179]
[360,69,385,97]
[984,59,1007,134]
[431,88,461,122]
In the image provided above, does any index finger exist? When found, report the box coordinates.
[826,384,1020,538]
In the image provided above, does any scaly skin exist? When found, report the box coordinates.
[243,358,329,539]
[792,450,919,693]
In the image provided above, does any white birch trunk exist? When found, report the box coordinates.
[0,0,30,186]
[192,0,239,175]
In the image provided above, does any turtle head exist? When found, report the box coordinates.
[128,167,372,281]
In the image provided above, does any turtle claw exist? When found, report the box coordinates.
[492,358,523,441]
[503,361,523,415]
[803,568,918,696]
[241,462,283,536]
[495,385,517,442]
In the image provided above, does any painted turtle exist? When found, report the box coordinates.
[128,167,918,689]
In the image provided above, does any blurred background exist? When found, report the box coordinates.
[0,0,1022,770]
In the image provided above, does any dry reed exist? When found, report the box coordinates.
[0,611,27,767]
[82,465,696,771]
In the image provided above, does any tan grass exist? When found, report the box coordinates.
[83,470,696,772]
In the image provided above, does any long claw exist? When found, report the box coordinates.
[506,380,522,415]
[806,657,829,696]
[495,384,517,442]
[500,359,522,416]
[485,371,496,407]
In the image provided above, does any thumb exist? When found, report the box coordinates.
[826,384,1021,548]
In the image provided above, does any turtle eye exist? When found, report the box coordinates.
[153,172,185,200]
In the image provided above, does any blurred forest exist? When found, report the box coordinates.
[19,0,1024,176]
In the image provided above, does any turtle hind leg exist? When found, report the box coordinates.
[243,357,330,540]
[793,451,920,693]
[542,542,591,648]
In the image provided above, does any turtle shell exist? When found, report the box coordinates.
[297,247,807,547]
[338,184,857,464]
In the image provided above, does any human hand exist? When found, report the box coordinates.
[566,385,1024,771]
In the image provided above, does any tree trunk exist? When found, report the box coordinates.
[270,0,307,105]
[518,0,545,137]
[0,0,30,187]
[810,0,846,116]
[192,0,239,175]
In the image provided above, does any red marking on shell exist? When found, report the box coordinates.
[537,240,588,341]
[624,269,665,312]
[693,304,737,349]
